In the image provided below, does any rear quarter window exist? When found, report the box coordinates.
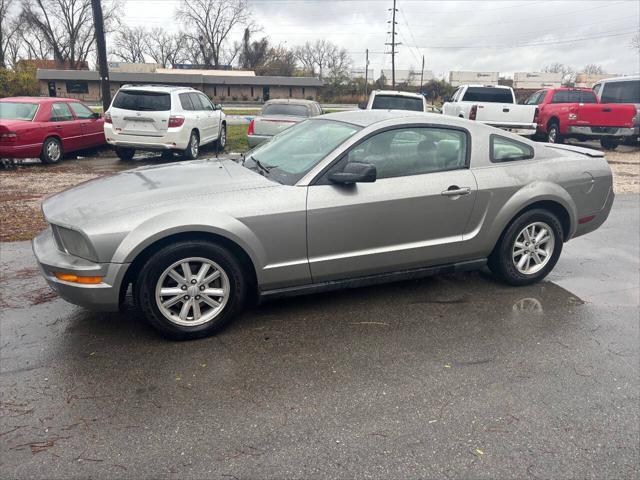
[490,135,534,163]
[112,90,171,111]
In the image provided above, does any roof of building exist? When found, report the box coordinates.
[36,69,323,87]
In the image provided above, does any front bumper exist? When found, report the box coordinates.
[247,134,271,148]
[567,126,635,137]
[32,228,129,311]
[104,124,190,151]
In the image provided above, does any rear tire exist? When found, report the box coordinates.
[216,124,227,152]
[115,147,135,161]
[600,138,619,150]
[135,240,247,340]
[40,137,63,164]
[546,122,563,144]
[488,209,563,286]
[182,131,199,159]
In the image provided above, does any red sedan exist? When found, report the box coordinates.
[0,97,105,164]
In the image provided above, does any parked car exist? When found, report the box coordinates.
[442,85,538,136]
[104,85,226,161]
[592,76,640,144]
[365,90,438,112]
[247,99,322,147]
[524,87,637,150]
[34,110,613,340]
[0,97,104,163]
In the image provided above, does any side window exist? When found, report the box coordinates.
[490,135,534,162]
[450,88,461,102]
[592,83,602,98]
[551,91,569,103]
[188,93,203,110]
[579,91,597,104]
[344,127,467,179]
[536,91,548,104]
[197,94,214,111]
[50,103,74,122]
[524,92,541,105]
[69,102,94,119]
[179,93,194,111]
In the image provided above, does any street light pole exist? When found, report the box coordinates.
[91,0,111,112]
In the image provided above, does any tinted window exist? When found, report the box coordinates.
[69,102,94,119]
[524,91,546,105]
[245,119,361,185]
[50,103,74,121]
[553,90,597,104]
[578,91,597,103]
[371,95,424,112]
[197,94,214,111]
[66,81,88,94]
[601,80,640,103]
[552,91,570,103]
[462,87,513,103]
[345,127,467,179]
[179,93,194,110]
[0,102,38,120]
[262,104,310,116]
[491,135,534,162]
[112,90,171,111]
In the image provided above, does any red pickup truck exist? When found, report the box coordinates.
[524,87,637,150]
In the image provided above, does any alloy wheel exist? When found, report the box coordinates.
[191,134,199,157]
[219,127,226,149]
[47,141,61,162]
[155,257,230,326]
[512,222,555,275]
[548,127,557,143]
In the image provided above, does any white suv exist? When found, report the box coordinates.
[104,85,226,161]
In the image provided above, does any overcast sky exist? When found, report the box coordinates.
[122,0,640,78]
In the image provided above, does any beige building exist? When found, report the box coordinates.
[36,69,322,103]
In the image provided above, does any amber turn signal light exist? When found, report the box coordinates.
[54,272,103,284]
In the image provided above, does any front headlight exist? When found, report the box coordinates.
[52,225,97,262]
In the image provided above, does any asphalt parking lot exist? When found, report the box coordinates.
[0,191,638,478]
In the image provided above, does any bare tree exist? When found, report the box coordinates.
[145,29,187,68]
[542,63,576,86]
[176,0,250,68]
[238,28,268,70]
[582,64,604,75]
[257,45,297,76]
[631,32,640,52]
[0,0,21,68]
[294,40,350,80]
[21,0,121,68]
[110,26,147,64]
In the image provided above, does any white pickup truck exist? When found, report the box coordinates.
[366,90,440,113]
[442,85,537,136]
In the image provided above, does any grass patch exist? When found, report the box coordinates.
[226,124,249,153]
[223,109,259,116]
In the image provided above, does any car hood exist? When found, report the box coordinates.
[42,158,276,227]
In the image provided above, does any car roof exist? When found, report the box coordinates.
[118,84,195,93]
[460,84,511,89]
[593,75,640,84]
[320,109,472,128]
[371,90,424,99]
[264,98,318,106]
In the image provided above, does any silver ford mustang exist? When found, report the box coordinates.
[33,110,614,340]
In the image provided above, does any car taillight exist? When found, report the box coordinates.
[533,107,539,124]
[247,119,255,136]
[0,132,17,142]
[469,104,477,121]
[104,112,112,124]
[168,116,184,128]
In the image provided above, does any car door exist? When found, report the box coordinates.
[306,125,478,283]
[191,93,216,143]
[49,102,83,152]
[199,93,220,142]
[68,101,104,148]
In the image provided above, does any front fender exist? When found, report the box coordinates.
[111,208,267,272]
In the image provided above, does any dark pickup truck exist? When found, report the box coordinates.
[524,87,637,150]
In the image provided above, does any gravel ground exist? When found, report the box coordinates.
[1,144,638,242]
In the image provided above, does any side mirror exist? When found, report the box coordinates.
[357,101,367,110]
[216,104,223,111]
[328,162,376,184]
[92,111,101,119]
[442,95,450,103]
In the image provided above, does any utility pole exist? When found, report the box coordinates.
[386,0,399,89]
[420,55,425,91]
[364,49,369,99]
[91,0,110,112]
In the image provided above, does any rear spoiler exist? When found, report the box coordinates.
[545,144,605,158]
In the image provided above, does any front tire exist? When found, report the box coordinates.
[546,122,563,144]
[216,123,226,152]
[135,240,246,340]
[115,147,135,161]
[600,138,619,150]
[489,209,563,286]
[182,131,199,159]
[40,137,63,164]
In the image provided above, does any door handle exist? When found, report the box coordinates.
[441,186,471,196]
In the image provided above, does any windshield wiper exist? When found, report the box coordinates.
[248,155,273,176]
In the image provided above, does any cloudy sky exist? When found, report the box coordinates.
[122,0,640,78]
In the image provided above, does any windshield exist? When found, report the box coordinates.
[0,102,38,121]
[601,81,640,104]
[462,87,514,103]
[244,119,361,185]
[112,90,171,111]
[371,95,424,112]
[262,103,309,117]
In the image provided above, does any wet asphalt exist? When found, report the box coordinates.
[0,195,638,479]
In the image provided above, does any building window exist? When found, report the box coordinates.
[289,87,293,97]
[66,81,89,94]
[251,87,254,97]
[227,86,231,97]
[214,86,217,97]
[302,87,305,96]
